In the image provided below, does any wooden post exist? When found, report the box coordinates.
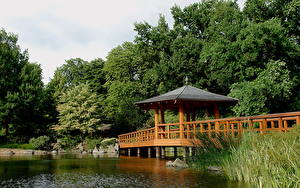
[179,103,185,139]
[148,147,151,158]
[137,148,141,157]
[155,146,160,158]
[296,116,300,125]
[183,147,187,159]
[278,118,283,131]
[128,148,131,156]
[161,147,165,158]
[213,103,220,119]
[160,107,165,139]
[154,109,159,140]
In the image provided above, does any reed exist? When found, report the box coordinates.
[222,126,300,188]
[189,133,238,170]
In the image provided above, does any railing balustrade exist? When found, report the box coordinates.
[118,112,300,147]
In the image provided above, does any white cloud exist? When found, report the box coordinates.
[0,0,245,83]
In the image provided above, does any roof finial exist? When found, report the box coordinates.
[184,76,189,85]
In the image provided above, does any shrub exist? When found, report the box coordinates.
[29,136,50,150]
[100,138,116,148]
[0,143,34,149]
[53,135,81,150]
[84,138,103,150]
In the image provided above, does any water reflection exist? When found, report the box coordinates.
[0,154,251,188]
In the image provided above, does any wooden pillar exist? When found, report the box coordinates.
[154,109,159,139]
[186,103,190,122]
[213,103,220,119]
[296,116,300,125]
[148,147,151,158]
[155,146,160,158]
[183,147,187,158]
[137,148,141,157]
[128,148,131,156]
[179,103,185,139]
[161,147,165,158]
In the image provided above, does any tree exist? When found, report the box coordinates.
[229,60,293,116]
[53,83,103,140]
[0,28,51,142]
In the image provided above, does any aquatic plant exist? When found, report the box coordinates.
[222,125,300,188]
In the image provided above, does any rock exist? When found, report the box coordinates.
[93,147,100,155]
[51,150,58,155]
[98,147,106,153]
[114,143,119,152]
[107,145,116,153]
[76,143,84,152]
[1,151,14,156]
[59,150,67,154]
[20,150,34,155]
[34,150,47,155]
[82,151,87,155]
[166,158,188,168]
[207,166,222,171]
[166,161,173,167]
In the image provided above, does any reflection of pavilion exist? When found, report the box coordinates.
[118,85,300,157]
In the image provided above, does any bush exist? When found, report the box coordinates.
[29,136,50,150]
[0,143,34,149]
[84,138,103,150]
[100,138,116,148]
[53,135,81,150]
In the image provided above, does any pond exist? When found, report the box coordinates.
[0,154,250,188]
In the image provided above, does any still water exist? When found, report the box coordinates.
[0,154,249,188]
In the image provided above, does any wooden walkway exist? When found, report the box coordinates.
[118,111,300,149]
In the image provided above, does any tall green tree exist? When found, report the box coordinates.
[229,60,293,116]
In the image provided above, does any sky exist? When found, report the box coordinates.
[0,0,245,83]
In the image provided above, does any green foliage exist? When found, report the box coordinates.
[53,83,103,141]
[222,126,300,188]
[0,143,34,149]
[230,60,293,116]
[84,137,103,150]
[100,138,116,148]
[29,136,50,150]
[53,135,81,150]
[0,29,48,142]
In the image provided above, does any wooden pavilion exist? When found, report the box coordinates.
[118,85,300,158]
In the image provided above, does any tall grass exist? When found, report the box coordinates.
[222,126,300,188]
[189,133,239,170]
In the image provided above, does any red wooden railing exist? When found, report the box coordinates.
[118,112,300,148]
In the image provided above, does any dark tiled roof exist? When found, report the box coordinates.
[135,85,238,104]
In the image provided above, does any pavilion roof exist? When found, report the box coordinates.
[135,85,238,108]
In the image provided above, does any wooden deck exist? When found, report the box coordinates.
[118,111,300,148]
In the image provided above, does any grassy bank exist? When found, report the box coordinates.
[190,126,300,188]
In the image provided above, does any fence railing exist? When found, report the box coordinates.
[119,112,300,145]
